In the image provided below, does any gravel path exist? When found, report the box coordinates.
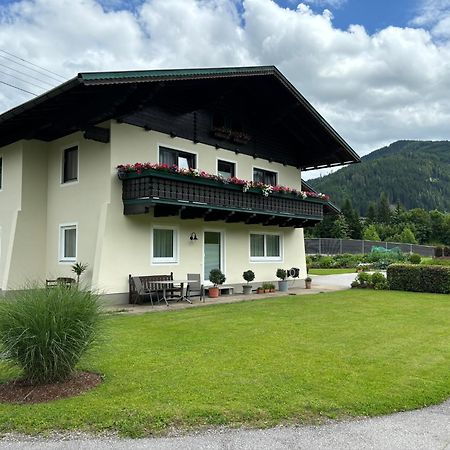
[2,399,450,449]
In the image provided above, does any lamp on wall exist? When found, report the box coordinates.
[190,232,198,241]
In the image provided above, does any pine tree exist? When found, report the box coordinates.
[377,192,391,224]
[363,224,381,241]
[331,214,350,239]
[366,202,377,224]
[341,199,363,239]
[399,227,417,244]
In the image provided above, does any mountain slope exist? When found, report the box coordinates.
[308,140,450,214]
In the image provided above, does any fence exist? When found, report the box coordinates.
[305,238,435,257]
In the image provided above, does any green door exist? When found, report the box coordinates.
[204,231,221,280]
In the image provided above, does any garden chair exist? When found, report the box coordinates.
[186,273,205,302]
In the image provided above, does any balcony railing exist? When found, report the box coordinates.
[119,170,325,227]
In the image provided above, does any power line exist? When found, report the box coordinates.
[0,54,64,84]
[0,69,48,91]
[0,62,56,87]
[0,49,66,81]
[0,79,37,96]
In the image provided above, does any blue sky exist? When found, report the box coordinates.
[89,0,423,34]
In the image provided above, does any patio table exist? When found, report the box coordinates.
[156,280,192,306]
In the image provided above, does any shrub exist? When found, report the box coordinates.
[209,269,226,286]
[351,272,388,290]
[370,272,389,290]
[387,264,450,294]
[0,285,101,384]
[243,270,255,283]
[408,253,422,264]
[276,268,287,280]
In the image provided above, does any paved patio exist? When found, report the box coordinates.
[105,273,356,315]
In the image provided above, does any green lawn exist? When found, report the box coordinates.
[2,290,450,437]
[308,268,356,275]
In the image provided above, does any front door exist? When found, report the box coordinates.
[204,231,222,281]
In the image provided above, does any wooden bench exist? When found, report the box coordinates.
[46,277,76,288]
[128,273,181,305]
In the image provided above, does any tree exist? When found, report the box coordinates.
[398,227,418,244]
[331,214,350,239]
[377,192,391,224]
[341,198,363,239]
[363,224,381,241]
[366,202,377,224]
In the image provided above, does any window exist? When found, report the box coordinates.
[152,228,178,263]
[253,168,277,185]
[159,147,196,169]
[217,160,235,178]
[60,224,77,262]
[0,157,2,190]
[250,233,281,261]
[62,146,78,183]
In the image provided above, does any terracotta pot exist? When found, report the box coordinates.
[208,287,219,298]
[264,289,269,293]
[270,288,275,293]
[257,288,264,294]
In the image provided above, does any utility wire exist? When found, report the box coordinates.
[0,62,56,87]
[0,79,37,96]
[0,49,66,81]
[0,69,48,91]
[0,54,64,84]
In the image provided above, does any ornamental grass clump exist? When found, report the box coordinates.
[0,284,101,384]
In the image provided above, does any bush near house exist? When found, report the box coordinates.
[351,271,388,290]
[387,264,450,294]
[0,285,101,384]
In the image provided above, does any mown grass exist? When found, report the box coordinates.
[308,268,357,275]
[1,289,450,437]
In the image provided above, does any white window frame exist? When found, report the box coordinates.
[151,225,179,265]
[59,223,78,263]
[249,232,283,262]
[61,144,79,186]
[216,157,237,178]
[252,165,278,185]
[157,144,198,170]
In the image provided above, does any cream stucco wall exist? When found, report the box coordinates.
[0,142,23,290]
[0,120,307,298]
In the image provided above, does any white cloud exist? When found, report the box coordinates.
[412,0,450,38]
[0,0,449,174]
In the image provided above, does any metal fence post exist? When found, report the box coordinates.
[340,239,343,254]
[319,238,321,254]
[362,240,365,255]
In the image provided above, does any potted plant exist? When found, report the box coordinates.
[208,268,226,298]
[276,268,288,292]
[305,276,312,289]
[257,286,264,294]
[242,270,255,295]
[269,283,276,293]
[71,262,88,285]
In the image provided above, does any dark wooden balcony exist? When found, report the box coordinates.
[119,170,325,227]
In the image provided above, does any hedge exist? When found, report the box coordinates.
[387,264,450,294]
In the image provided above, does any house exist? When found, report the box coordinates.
[0,66,359,303]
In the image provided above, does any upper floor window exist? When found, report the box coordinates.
[253,167,277,186]
[217,160,235,178]
[59,224,77,262]
[0,157,2,190]
[62,146,78,183]
[159,147,196,169]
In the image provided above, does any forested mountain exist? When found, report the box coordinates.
[309,140,450,214]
